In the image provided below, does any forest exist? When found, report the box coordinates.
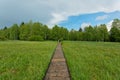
[0,19,120,42]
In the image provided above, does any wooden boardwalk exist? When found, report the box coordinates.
[44,43,70,80]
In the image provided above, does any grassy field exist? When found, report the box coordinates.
[0,41,57,80]
[63,41,120,80]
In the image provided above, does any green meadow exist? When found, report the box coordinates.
[0,41,120,80]
[0,41,56,80]
[63,41,120,80]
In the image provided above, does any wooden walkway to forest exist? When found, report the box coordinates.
[44,43,70,80]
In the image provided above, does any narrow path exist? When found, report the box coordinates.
[44,43,70,80]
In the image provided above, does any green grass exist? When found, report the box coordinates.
[0,41,57,80]
[63,41,120,80]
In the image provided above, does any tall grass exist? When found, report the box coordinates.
[0,41,56,80]
[63,41,120,80]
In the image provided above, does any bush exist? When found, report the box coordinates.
[28,35,44,41]
[116,37,120,42]
[0,36,6,41]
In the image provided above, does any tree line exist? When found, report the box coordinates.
[0,19,120,42]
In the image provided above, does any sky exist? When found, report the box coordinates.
[59,11,120,31]
[0,0,120,30]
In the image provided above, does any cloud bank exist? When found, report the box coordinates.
[0,0,120,28]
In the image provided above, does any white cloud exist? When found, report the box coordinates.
[96,15,108,21]
[47,0,120,26]
[106,20,113,31]
[48,12,68,27]
[81,22,91,29]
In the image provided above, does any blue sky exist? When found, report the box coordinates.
[0,0,120,30]
[59,11,120,30]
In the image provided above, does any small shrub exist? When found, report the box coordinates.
[28,35,44,41]
[0,36,6,41]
